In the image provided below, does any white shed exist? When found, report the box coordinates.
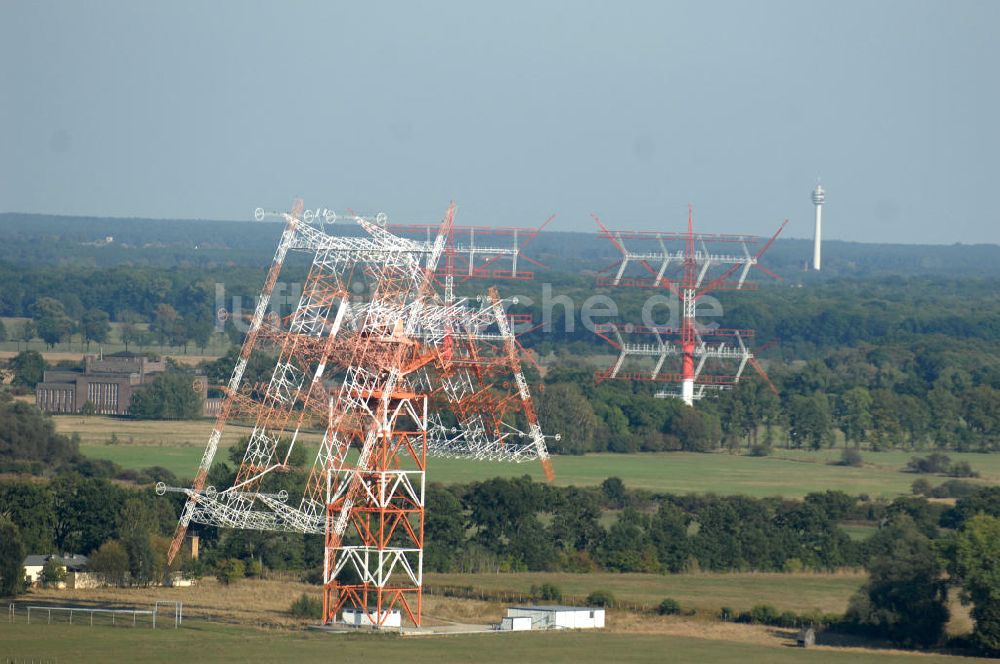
[341,607,402,628]
[499,616,533,631]
[505,606,605,630]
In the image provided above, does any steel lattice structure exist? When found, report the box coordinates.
[159,201,555,627]
[593,207,785,406]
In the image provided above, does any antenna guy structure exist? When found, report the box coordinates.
[593,206,785,406]
[159,200,556,628]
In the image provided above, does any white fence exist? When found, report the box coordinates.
[8,600,183,629]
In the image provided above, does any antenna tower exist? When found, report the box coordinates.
[160,201,556,627]
[593,206,785,405]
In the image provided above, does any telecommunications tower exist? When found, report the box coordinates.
[159,201,556,628]
[593,207,785,406]
[812,182,824,271]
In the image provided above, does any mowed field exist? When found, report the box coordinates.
[2,577,980,664]
[426,571,867,615]
[0,622,985,664]
[63,416,1000,498]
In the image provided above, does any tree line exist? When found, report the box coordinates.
[539,342,1000,454]
[2,242,1000,450]
[6,469,1000,653]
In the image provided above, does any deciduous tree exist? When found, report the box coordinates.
[80,309,111,348]
[951,514,1000,653]
[89,540,129,586]
[0,516,25,596]
[846,515,948,647]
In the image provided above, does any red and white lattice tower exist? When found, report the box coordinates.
[160,201,555,628]
[593,206,786,405]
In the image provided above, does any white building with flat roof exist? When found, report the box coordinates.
[504,605,605,630]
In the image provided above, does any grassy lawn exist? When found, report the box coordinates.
[426,571,867,615]
[66,416,1000,498]
[58,416,240,447]
[79,444,216,478]
[4,573,976,663]
[80,444,936,497]
[0,621,982,664]
[839,523,878,542]
[428,453,919,497]
[65,416,247,478]
[62,416,324,478]
[366,449,994,498]
[772,448,1000,482]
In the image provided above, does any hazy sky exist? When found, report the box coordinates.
[2,1,998,243]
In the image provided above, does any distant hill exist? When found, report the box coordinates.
[2,212,999,279]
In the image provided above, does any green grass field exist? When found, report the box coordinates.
[425,451,967,498]
[771,447,1000,477]
[426,571,867,614]
[82,441,950,497]
[0,621,982,664]
[66,414,1000,498]
[59,416,242,448]
[839,523,878,541]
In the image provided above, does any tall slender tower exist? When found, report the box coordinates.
[812,183,825,271]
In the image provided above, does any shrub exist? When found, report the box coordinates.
[246,558,264,578]
[719,606,734,622]
[75,457,119,478]
[657,598,681,615]
[40,559,66,586]
[931,479,979,499]
[906,453,951,475]
[531,582,562,602]
[912,478,933,496]
[142,466,178,485]
[301,566,324,585]
[730,606,838,628]
[749,444,771,457]
[949,461,979,478]
[778,611,800,627]
[746,604,780,625]
[115,468,144,483]
[183,557,205,580]
[586,590,615,607]
[840,448,863,467]
[801,610,841,627]
[215,558,245,585]
[290,592,323,620]
[906,454,978,478]
[783,557,804,573]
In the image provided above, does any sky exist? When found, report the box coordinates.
[1,1,998,244]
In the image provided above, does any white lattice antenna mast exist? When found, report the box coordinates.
[160,201,556,628]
